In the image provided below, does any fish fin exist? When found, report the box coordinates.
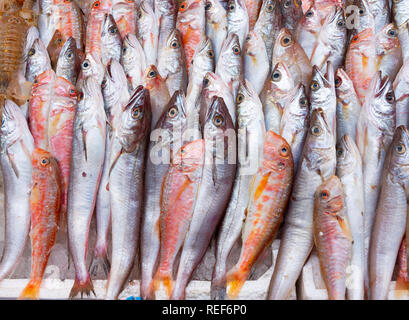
[226,267,251,300]
[336,216,353,242]
[89,252,111,278]
[18,281,40,300]
[6,149,19,178]
[69,275,95,299]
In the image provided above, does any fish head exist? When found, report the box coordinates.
[299,4,321,30]
[274,28,296,57]
[143,65,165,91]
[101,13,122,46]
[90,0,112,13]
[78,52,105,85]
[263,130,294,173]
[219,32,241,60]
[54,76,79,100]
[121,33,145,67]
[102,58,128,105]
[227,0,247,17]
[243,30,264,58]
[26,38,51,82]
[47,29,64,69]
[190,36,214,75]
[367,71,395,119]
[388,125,409,178]
[31,148,60,177]
[32,69,56,89]
[56,37,80,78]
[315,175,345,215]
[236,79,263,127]
[324,5,346,34]
[335,67,357,98]
[119,85,151,152]
[178,0,202,15]
[165,28,183,52]
[203,96,234,141]
[285,83,309,117]
[267,62,295,94]
[0,100,24,147]
[336,134,361,176]
[205,0,225,22]
[280,0,302,21]
[350,27,374,49]
[310,62,335,105]
[155,90,187,131]
[377,23,400,51]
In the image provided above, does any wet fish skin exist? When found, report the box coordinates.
[205,0,228,63]
[121,34,147,92]
[0,100,34,281]
[153,138,205,299]
[245,0,262,30]
[67,77,106,298]
[56,37,81,85]
[25,38,52,83]
[392,0,409,30]
[314,175,352,300]
[226,130,294,299]
[172,97,236,300]
[254,0,282,64]
[140,91,187,300]
[226,0,249,48]
[100,14,122,66]
[335,68,361,142]
[355,71,396,292]
[215,33,243,100]
[280,0,302,35]
[19,148,62,299]
[367,0,391,33]
[211,80,265,300]
[369,126,409,300]
[260,62,295,134]
[295,4,321,60]
[76,52,105,88]
[136,0,159,66]
[157,29,188,97]
[268,108,336,300]
[105,86,151,300]
[243,30,269,95]
[112,0,137,39]
[393,58,409,127]
[155,0,177,55]
[397,20,409,63]
[279,83,309,171]
[336,134,365,300]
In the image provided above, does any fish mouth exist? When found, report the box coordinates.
[395,125,409,151]
[374,71,391,98]
[170,90,187,118]
[312,107,331,133]
[205,96,223,123]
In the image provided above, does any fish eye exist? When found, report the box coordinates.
[205,1,212,10]
[228,1,235,11]
[122,46,128,54]
[280,36,292,47]
[77,91,84,101]
[137,10,142,19]
[203,78,210,86]
[69,88,77,96]
[148,70,157,78]
[168,107,178,118]
[359,8,364,15]
[385,92,395,103]
[335,76,342,88]
[306,10,313,17]
[280,145,289,156]
[179,2,186,10]
[171,39,180,48]
[337,19,345,27]
[40,157,50,166]
[28,48,36,56]
[337,148,343,157]
[320,190,329,200]
[207,50,214,58]
[131,106,143,119]
[267,2,275,12]
[109,26,118,34]
[57,38,63,44]
[272,70,281,81]
[284,0,291,8]
[396,143,406,154]
[311,125,322,136]
[388,28,397,37]
[93,0,100,8]
[101,78,107,88]
[233,45,241,55]
[352,36,359,42]
[310,80,320,91]
[213,114,224,127]
[82,60,90,69]
[67,51,73,59]
[236,93,244,103]
[299,97,307,106]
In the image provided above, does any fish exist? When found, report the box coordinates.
[397,19,409,62]
[392,0,409,31]
[355,71,396,292]
[215,33,242,100]
[185,37,214,127]
[336,134,365,300]
[25,38,52,83]
[144,65,171,128]
[111,0,137,39]
[0,100,34,281]
[67,77,106,298]
[28,69,57,150]
[21,26,40,78]
[366,0,391,33]
[201,72,236,126]
[140,90,187,300]
[396,237,409,293]
[205,0,227,63]
[348,0,375,38]
[254,0,282,64]
[312,0,345,16]
[100,14,122,66]
[267,108,336,300]
[156,0,177,55]
[310,62,337,138]
[280,0,302,35]
[56,37,81,85]
[157,28,188,96]
[121,34,147,91]
[279,83,309,171]
[211,79,265,300]
[85,0,112,61]
[76,52,105,87]
[375,23,402,81]
[243,30,269,95]
[345,28,377,104]
[105,85,151,299]
[90,59,130,277]
[47,76,78,226]
[136,0,159,66]
[295,4,322,59]
[19,148,62,299]
[369,125,409,300]
[226,0,249,48]
[226,130,294,299]
[272,28,312,89]
[172,96,236,300]
[260,62,295,133]
[47,29,65,70]
[176,0,205,74]
[310,5,347,72]
[335,68,362,142]
[245,0,262,30]
[153,138,205,299]
[393,59,409,127]
[313,175,352,300]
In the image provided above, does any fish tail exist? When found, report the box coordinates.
[226,267,251,300]
[153,270,174,299]
[89,249,111,277]
[19,280,41,300]
[69,275,95,299]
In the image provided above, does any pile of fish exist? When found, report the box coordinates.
[0,0,408,300]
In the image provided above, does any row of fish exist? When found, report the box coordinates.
[0,0,409,300]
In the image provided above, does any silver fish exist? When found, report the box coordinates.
[205,0,228,63]
[137,0,159,66]
[226,0,249,48]
[56,37,81,85]
[121,34,147,92]
[101,14,122,66]
[25,38,51,83]
[393,58,409,127]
